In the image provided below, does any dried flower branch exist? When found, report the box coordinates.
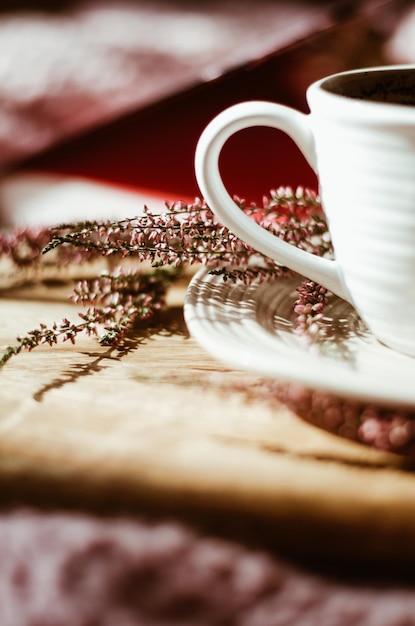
[0,267,175,368]
[0,227,51,267]
[0,186,328,278]
[267,382,415,459]
[2,186,415,458]
[41,188,329,278]
[294,280,330,344]
[0,225,94,271]
[0,186,332,367]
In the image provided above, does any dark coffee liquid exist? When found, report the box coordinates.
[322,68,415,106]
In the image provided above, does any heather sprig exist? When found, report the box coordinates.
[0,267,174,368]
[3,186,415,458]
[0,227,52,267]
[0,187,329,282]
[41,188,329,279]
[0,225,94,271]
[0,186,331,364]
[294,280,330,344]
[269,382,415,458]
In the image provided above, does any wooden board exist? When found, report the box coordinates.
[1,274,415,564]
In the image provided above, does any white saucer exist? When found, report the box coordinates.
[184,267,415,408]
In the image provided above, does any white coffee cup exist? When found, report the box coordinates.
[195,65,415,357]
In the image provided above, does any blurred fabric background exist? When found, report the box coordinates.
[0,0,410,173]
[0,0,411,226]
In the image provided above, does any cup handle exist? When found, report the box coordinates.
[195,101,349,301]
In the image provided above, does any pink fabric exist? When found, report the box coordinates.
[0,509,414,625]
[0,0,333,170]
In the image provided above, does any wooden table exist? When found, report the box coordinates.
[1,269,415,565]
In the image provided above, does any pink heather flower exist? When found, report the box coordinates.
[2,187,415,459]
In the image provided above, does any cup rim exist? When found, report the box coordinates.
[307,64,415,122]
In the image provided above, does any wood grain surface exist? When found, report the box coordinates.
[1,273,414,564]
